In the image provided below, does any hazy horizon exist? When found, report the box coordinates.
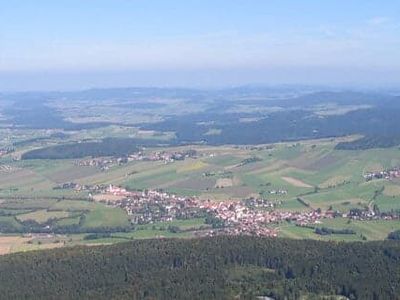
[1,0,399,91]
[1,67,400,93]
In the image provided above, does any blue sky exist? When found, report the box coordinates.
[0,0,399,90]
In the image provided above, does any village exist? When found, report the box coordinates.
[52,180,400,238]
[363,167,400,181]
[93,184,339,237]
[127,149,197,163]
[75,149,198,171]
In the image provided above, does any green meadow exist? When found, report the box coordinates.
[0,136,399,251]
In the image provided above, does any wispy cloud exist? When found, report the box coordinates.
[367,16,390,26]
[1,18,399,73]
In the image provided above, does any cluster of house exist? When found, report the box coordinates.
[242,197,281,209]
[267,189,288,195]
[75,149,198,171]
[207,224,278,237]
[53,182,107,192]
[127,149,197,163]
[100,185,337,237]
[363,167,400,181]
[51,172,400,238]
[344,208,400,221]
[201,200,333,236]
[54,179,400,239]
[202,170,232,178]
[106,186,201,224]
[75,157,128,171]
[241,145,274,151]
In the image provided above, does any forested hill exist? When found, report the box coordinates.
[20,138,170,159]
[0,237,399,299]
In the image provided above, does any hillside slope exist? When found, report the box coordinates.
[0,237,399,299]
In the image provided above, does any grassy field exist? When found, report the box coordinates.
[82,206,130,228]
[0,236,34,255]
[279,218,400,241]
[0,136,399,249]
[0,198,131,238]
[4,140,400,208]
[5,138,399,208]
[0,217,208,255]
[16,210,70,223]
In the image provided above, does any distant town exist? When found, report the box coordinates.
[53,182,400,238]
[75,149,198,171]
[363,167,400,181]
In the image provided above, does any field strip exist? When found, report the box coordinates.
[0,236,31,255]
[281,176,313,188]
[247,161,289,175]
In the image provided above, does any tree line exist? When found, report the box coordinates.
[0,236,399,299]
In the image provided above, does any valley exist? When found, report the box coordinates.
[1,129,399,254]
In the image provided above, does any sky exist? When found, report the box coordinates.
[0,0,399,91]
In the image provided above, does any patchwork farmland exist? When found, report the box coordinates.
[0,135,399,254]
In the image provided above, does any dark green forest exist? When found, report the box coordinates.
[335,135,400,150]
[20,137,171,159]
[20,107,400,160]
[143,107,400,148]
[21,138,141,159]
[0,237,399,299]
[4,90,400,152]
[20,137,176,159]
